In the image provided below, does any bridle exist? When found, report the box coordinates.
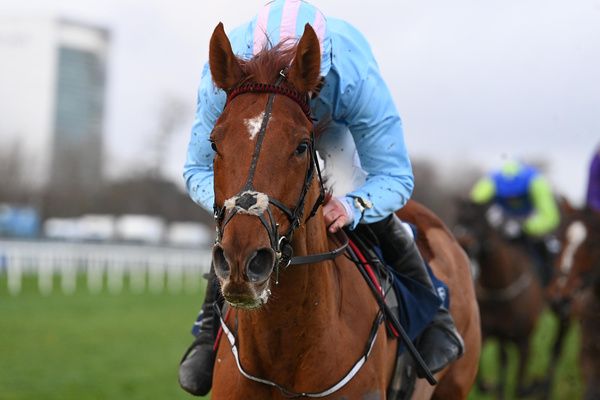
[213,70,347,277]
[211,71,436,395]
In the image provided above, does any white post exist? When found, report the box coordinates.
[61,255,77,295]
[167,255,183,294]
[129,254,146,294]
[148,256,164,294]
[7,252,22,295]
[184,256,202,294]
[107,257,124,295]
[87,254,104,294]
[38,252,53,296]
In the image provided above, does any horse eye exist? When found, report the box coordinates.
[295,142,309,156]
[210,141,218,152]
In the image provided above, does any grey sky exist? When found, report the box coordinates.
[1,0,598,204]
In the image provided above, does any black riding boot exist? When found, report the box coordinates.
[531,239,555,287]
[370,214,464,376]
[178,269,219,396]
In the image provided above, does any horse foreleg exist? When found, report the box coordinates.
[476,370,495,394]
[474,334,495,395]
[497,341,509,400]
[537,314,569,399]
[515,339,534,397]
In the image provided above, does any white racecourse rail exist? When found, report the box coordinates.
[0,239,212,296]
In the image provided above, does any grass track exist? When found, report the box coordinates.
[0,277,582,399]
[0,277,206,400]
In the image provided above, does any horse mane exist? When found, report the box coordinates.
[582,207,600,231]
[238,41,297,84]
[237,40,325,95]
[563,206,600,237]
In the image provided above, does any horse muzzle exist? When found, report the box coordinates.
[212,244,275,308]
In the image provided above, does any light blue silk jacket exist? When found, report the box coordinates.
[184,0,413,228]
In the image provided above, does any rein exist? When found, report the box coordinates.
[476,269,533,302]
[214,70,347,271]
[212,71,392,397]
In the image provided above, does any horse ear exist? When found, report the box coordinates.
[288,24,321,93]
[209,23,243,90]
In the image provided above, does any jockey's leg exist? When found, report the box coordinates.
[523,236,554,286]
[178,268,219,396]
[370,214,464,376]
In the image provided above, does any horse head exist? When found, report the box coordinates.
[453,198,494,260]
[208,23,323,309]
[549,204,600,306]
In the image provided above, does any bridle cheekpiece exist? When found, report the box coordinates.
[213,70,344,277]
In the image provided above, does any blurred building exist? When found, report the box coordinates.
[0,204,40,238]
[0,17,109,190]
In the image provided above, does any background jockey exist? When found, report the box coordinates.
[179,0,463,396]
[470,160,561,285]
[586,147,600,213]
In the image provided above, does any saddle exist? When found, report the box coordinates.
[347,224,449,340]
[345,224,450,399]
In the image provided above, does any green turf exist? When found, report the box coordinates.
[468,312,582,399]
[0,276,208,400]
[0,276,583,399]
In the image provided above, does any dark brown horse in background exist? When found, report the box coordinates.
[206,23,480,399]
[454,200,545,399]
[547,204,600,399]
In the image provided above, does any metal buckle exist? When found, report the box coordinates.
[277,236,293,269]
[352,196,372,223]
[353,196,373,213]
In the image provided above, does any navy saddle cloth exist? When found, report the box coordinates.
[346,223,450,353]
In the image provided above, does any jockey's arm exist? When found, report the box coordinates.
[183,63,225,213]
[523,176,560,237]
[470,177,496,204]
[335,25,413,228]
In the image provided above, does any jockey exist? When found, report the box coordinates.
[586,148,600,213]
[179,0,463,395]
[470,160,561,283]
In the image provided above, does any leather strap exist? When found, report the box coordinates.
[288,230,349,266]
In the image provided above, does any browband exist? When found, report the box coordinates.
[226,82,312,120]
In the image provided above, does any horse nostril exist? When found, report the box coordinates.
[246,248,275,283]
[212,245,230,279]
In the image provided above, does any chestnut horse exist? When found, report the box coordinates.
[548,205,600,399]
[207,23,480,399]
[454,200,545,399]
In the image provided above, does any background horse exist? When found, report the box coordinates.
[206,23,480,399]
[549,203,600,312]
[454,200,545,399]
[548,204,600,399]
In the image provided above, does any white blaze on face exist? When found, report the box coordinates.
[560,221,587,275]
[244,112,264,140]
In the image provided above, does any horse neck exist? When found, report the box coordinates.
[477,230,527,289]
